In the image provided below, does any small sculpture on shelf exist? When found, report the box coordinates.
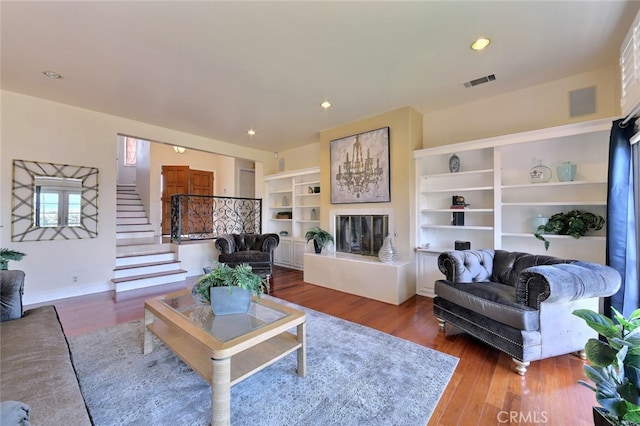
[450,195,469,226]
[448,153,461,173]
[529,159,552,183]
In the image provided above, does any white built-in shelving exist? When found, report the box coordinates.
[413,118,612,297]
[264,167,320,270]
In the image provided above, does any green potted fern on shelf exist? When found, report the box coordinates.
[533,210,605,250]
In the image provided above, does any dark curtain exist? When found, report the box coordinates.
[605,118,639,318]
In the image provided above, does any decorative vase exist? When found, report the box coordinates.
[282,195,288,206]
[378,234,397,263]
[556,161,577,182]
[310,208,317,220]
[531,214,549,233]
[529,160,552,183]
[209,287,251,316]
[313,240,322,254]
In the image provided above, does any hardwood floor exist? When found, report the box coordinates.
[28,266,597,425]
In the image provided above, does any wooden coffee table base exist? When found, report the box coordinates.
[143,298,306,426]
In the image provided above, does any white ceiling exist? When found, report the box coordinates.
[2,1,638,153]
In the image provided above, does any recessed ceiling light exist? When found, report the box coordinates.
[320,101,332,109]
[471,38,491,51]
[248,129,256,136]
[42,70,63,79]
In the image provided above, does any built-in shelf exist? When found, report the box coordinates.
[501,180,606,189]
[423,168,494,178]
[264,167,321,270]
[421,225,494,231]
[502,201,607,206]
[502,233,606,240]
[421,186,493,193]
[420,208,494,213]
[414,117,612,298]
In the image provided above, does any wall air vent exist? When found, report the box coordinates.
[463,74,496,88]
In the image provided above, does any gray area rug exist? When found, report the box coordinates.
[68,297,458,426]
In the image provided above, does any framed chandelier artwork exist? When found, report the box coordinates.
[330,127,390,204]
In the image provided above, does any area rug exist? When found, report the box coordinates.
[68,297,458,425]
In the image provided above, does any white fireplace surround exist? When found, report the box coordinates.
[304,207,415,305]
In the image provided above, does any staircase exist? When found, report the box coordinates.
[113,185,187,297]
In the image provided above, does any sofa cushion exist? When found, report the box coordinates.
[219,251,270,264]
[0,400,30,426]
[438,249,494,283]
[1,270,25,321]
[435,280,540,330]
[0,306,92,425]
[492,250,570,286]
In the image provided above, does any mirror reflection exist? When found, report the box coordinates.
[34,176,82,227]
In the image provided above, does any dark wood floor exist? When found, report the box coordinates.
[29,266,597,425]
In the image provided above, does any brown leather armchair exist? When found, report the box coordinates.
[214,233,280,279]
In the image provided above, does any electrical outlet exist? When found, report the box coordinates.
[72,275,79,283]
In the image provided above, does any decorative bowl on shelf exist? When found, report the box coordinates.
[556,161,577,182]
[279,230,288,237]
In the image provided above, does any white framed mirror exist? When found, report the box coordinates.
[12,160,99,241]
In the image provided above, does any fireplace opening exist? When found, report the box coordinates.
[334,215,389,257]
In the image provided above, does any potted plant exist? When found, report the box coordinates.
[533,210,605,250]
[305,226,334,254]
[573,307,640,425]
[193,263,269,315]
[0,248,26,270]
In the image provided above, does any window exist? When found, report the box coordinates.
[124,137,137,166]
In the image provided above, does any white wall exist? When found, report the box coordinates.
[422,66,621,148]
[1,90,275,304]
[280,66,621,172]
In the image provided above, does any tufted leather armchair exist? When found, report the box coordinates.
[214,233,280,279]
[433,249,621,375]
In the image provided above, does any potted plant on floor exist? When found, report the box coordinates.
[193,263,269,315]
[0,248,26,270]
[305,226,334,254]
[533,210,605,250]
[573,307,640,425]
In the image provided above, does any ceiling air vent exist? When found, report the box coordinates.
[463,74,496,88]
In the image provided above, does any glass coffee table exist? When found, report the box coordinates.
[143,290,306,426]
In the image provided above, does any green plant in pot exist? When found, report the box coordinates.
[573,307,640,425]
[0,249,26,270]
[305,226,334,254]
[193,263,269,315]
[533,210,605,251]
